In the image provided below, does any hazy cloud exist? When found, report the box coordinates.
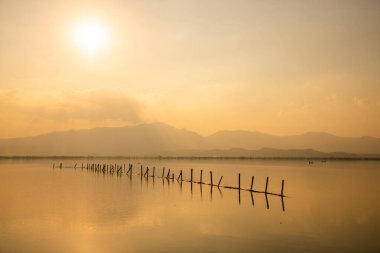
[41,89,145,122]
[352,97,370,110]
[1,88,145,122]
[326,95,337,103]
[0,88,148,137]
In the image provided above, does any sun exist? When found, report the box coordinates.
[74,20,108,59]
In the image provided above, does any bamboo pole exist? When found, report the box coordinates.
[210,171,213,186]
[250,176,254,191]
[200,170,203,184]
[217,176,223,187]
[281,179,284,196]
[265,177,269,193]
[177,170,183,181]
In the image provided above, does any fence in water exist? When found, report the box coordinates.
[53,162,287,211]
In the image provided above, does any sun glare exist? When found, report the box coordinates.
[75,20,107,59]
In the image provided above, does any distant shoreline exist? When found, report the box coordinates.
[1,156,379,161]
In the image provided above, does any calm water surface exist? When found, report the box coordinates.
[0,159,379,253]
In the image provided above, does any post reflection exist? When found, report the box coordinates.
[75,162,287,211]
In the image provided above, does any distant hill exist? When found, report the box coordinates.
[206,130,380,154]
[0,122,379,157]
[160,148,361,159]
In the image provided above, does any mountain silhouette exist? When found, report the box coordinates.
[0,122,379,157]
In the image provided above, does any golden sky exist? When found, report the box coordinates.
[0,0,380,138]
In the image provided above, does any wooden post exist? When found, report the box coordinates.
[153,167,155,177]
[162,167,165,178]
[166,169,171,179]
[265,177,269,193]
[281,179,284,196]
[210,181,213,200]
[191,168,193,183]
[210,171,213,186]
[217,176,223,187]
[177,170,183,181]
[200,170,203,184]
[199,182,202,197]
[238,173,241,190]
[179,172,183,190]
[140,165,143,176]
[250,176,254,191]
[191,177,193,194]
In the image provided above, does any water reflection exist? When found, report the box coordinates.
[71,162,286,211]
[2,159,380,253]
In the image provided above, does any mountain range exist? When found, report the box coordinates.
[0,122,379,158]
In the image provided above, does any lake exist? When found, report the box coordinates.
[0,159,379,253]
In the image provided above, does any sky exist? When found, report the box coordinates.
[0,0,380,138]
